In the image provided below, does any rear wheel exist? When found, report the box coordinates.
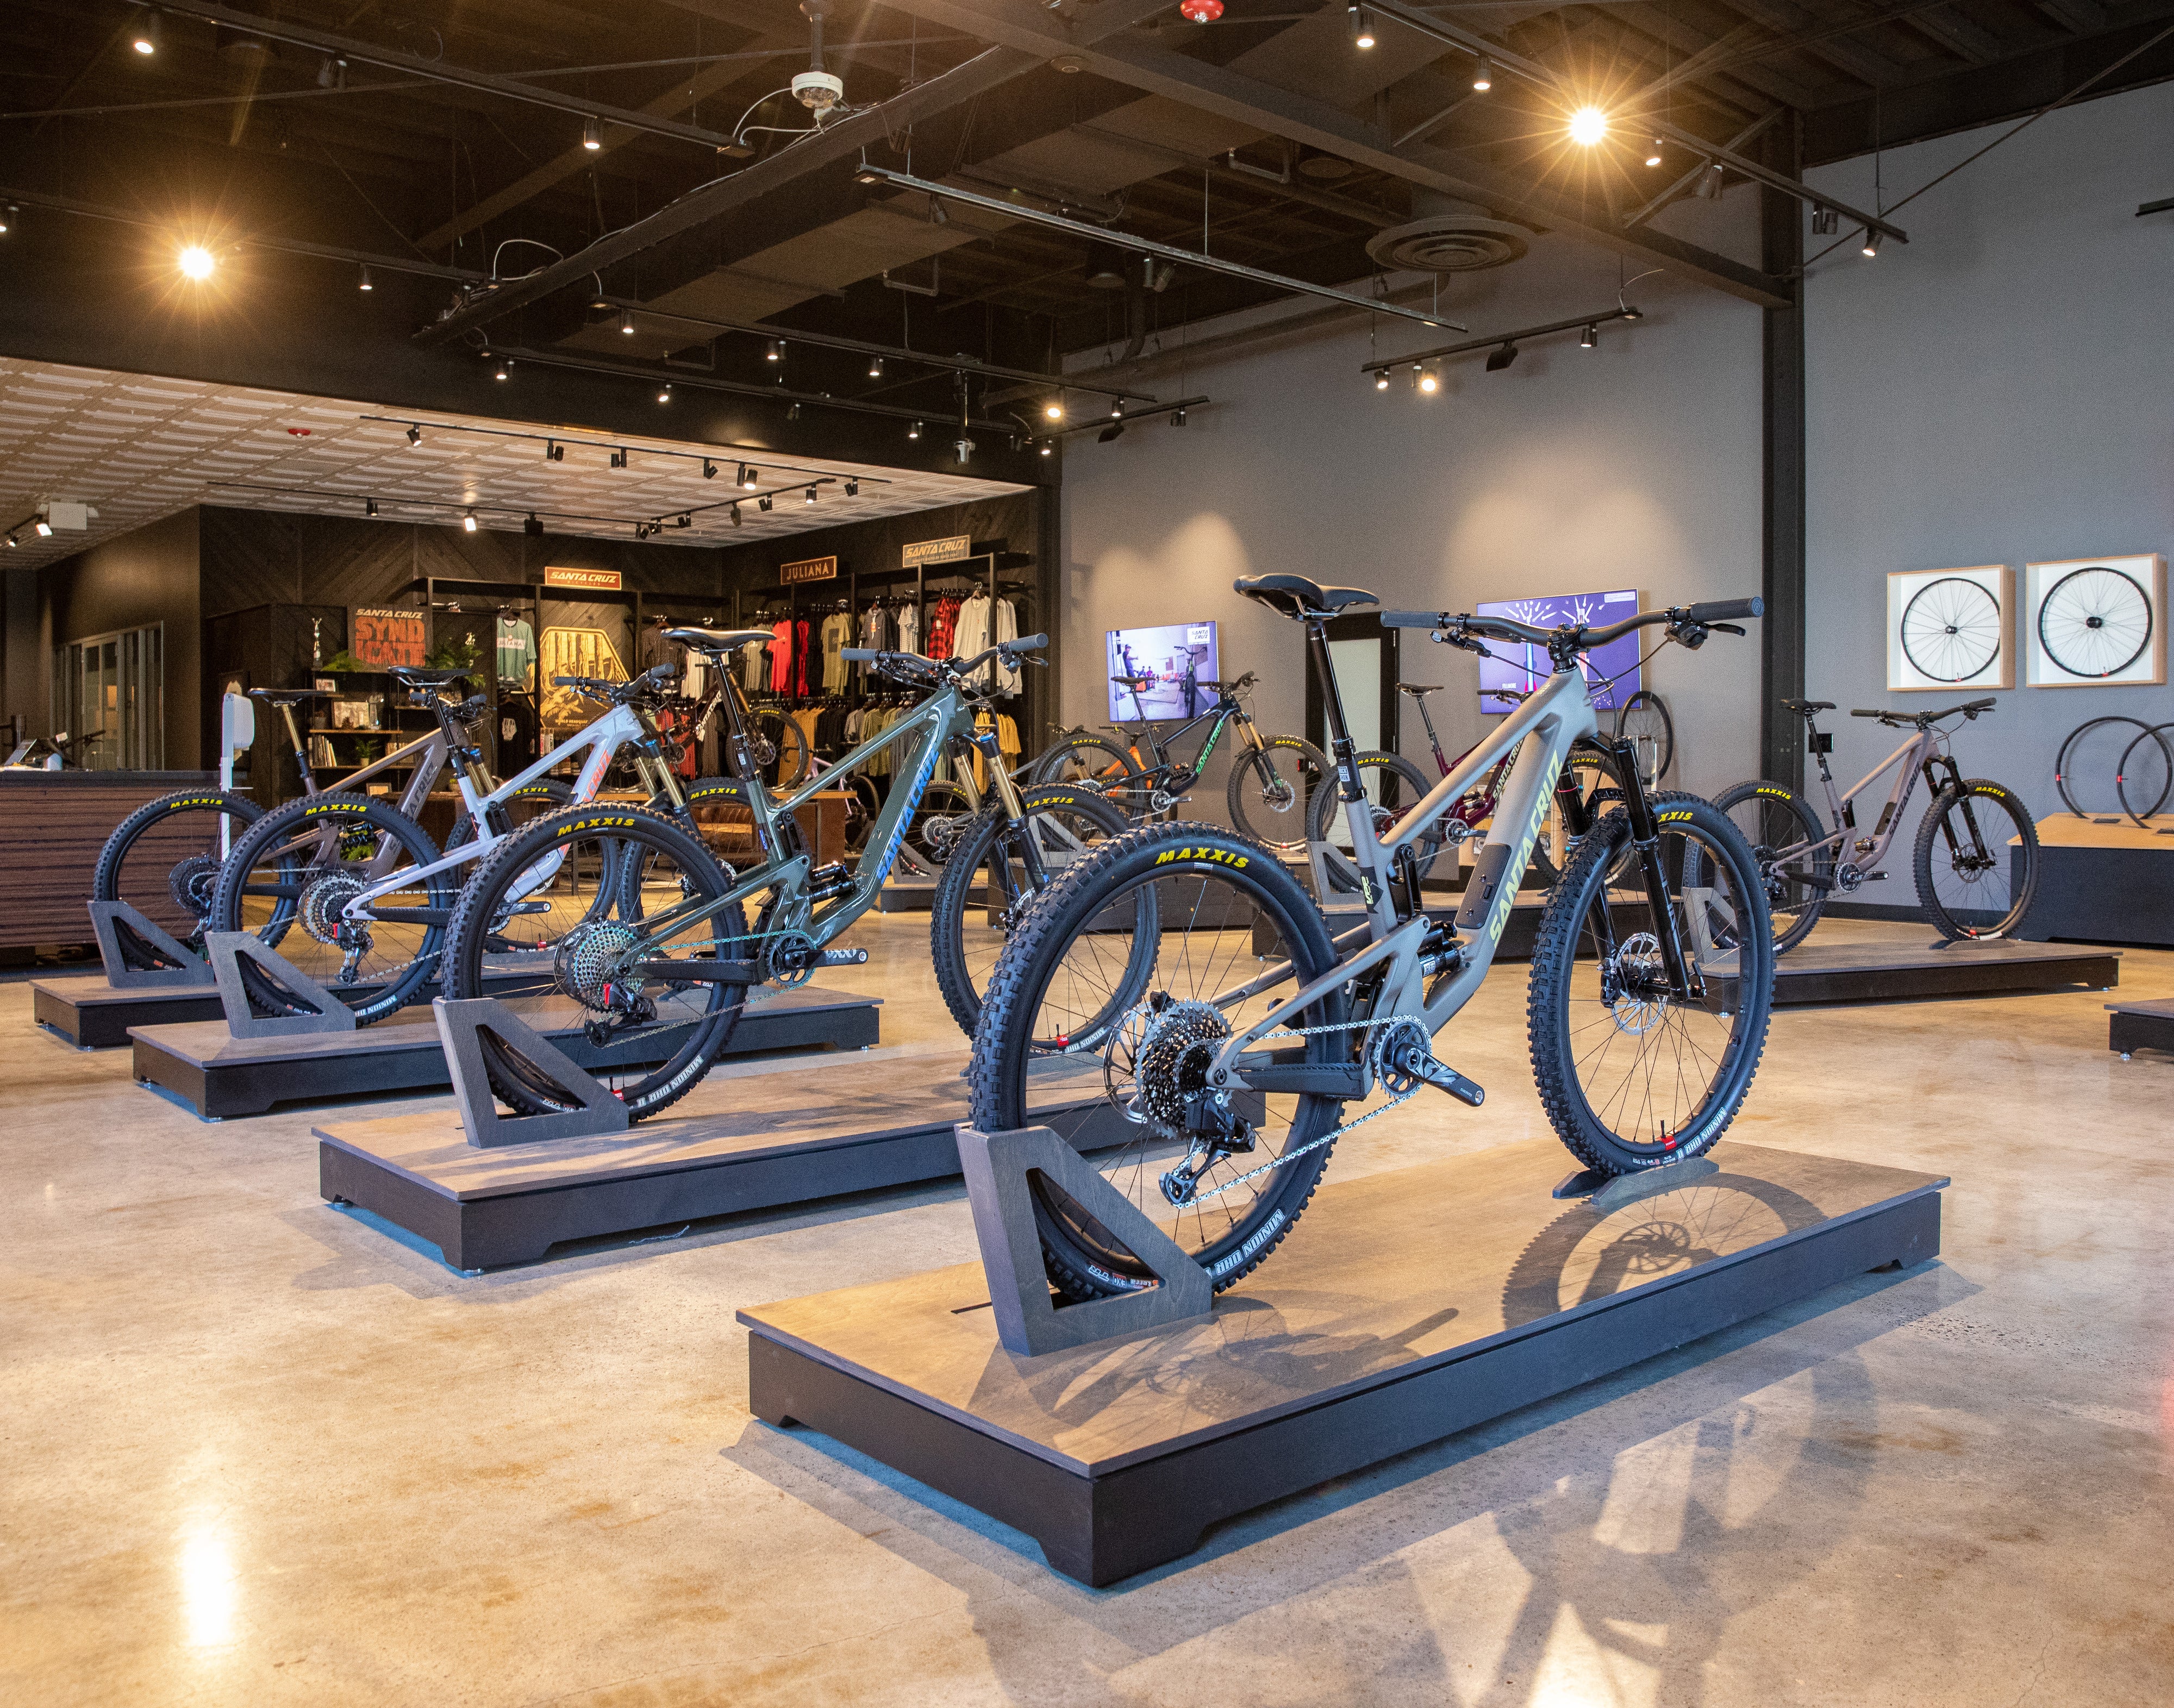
[1310,750,1448,883]
[207,793,452,1022]
[443,803,752,1122]
[1704,780,1830,954]
[1033,731,1140,798]
[93,787,265,954]
[746,706,812,788]
[967,821,1347,1298]
[1527,794,1775,1176]
[1913,779,2038,940]
[930,783,1130,1041]
[1227,734,1329,853]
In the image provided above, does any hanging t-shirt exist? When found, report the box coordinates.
[821,611,852,692]
[769,620,795,694]
[896,601,921,658]
[496,616,536,687]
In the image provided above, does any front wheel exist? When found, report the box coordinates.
[443,803,752,1122]
[1527,794,1775,1177]
[93,787,265,953]
[1913,779,2038,940]
[929,784,1132,1041]
[967,821,1348,1298]
[1227,734,1329,853]
[1704,780,1830,955]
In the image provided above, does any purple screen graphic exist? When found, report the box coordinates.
[1475,590,1642,713]
[1107,621,1219,720]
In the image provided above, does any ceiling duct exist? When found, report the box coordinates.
[1365,194,1530,274]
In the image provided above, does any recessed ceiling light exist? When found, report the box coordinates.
[177,245,214,280]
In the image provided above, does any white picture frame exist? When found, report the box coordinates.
[2024,553,2166,687]
[1886,565,2013,692]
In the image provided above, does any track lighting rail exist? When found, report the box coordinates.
[354,416,892,486]
[1362,306,1643,377]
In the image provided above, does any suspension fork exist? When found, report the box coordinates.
[1605,735,1703,1002]
[976,726,1048,896]
[1923,752,1983,860]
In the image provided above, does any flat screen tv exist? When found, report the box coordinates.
[1474,589,1642,713]
[1106,621,1219,720]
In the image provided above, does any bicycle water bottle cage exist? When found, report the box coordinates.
[1232,574,1379,621]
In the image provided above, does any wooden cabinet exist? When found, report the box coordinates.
[0,771,218,953]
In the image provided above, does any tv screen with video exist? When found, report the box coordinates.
[1475,589,1642,713]
[1107,621,1219,720]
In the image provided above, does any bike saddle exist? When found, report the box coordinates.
[665,625,773,654]
[1233,574,1378,620]
[1781,698,1835,715]
[248,687,328,705]
[387,666,472,688]
[1110,673,1154,687]
[1395,681,1441,696]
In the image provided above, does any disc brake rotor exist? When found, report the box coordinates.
[1605,930,1668,1035]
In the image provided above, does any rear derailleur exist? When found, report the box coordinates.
[1159,1093,1257,1208]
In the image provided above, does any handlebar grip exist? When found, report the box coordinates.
[1379,610,1451,629]
[1849,709,1890,718]
[839,648,877,662]
[1683,598,1764,623]
[1002,634,1048,653]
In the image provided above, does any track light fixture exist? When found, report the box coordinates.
[928,195,949,227]
[620,310,635,335]
[1171,408,1188,426]
[955,436,974,463]
[1579,323,1597,349]
[357,264,372,291]
[676,513,692,528]
[462,510,478,533]
[1039,441,1053,456]
[766,339,784,362]
[1569,107,1607,147]
[1375,370,1390,391]
[132,10,160,54]
[786,402,801,422]
[657,384,671,403]
[739,464,758,489]
[583,117,602,151]
[1417,366,1439,394]
[493,358,510,381]
[1696,162,1724,201]
[907,420,922,441]
[1811,205,1839,235]
[868,355,883,378]
[34,517,53,537]
[1861,228,1883,257]
[845,478,859,496]
[730,502,742,527]
[405,424,422,448]
[545,440,563,462]
[1110,400,1124,417]
[1472,55,1493,92]
[1485,342,1519,372]
[804,486,817,505]
[701,458,718,479]
[609,447,628,469]
[177,245,215,281]
[1044,401,1065,421]
[364,498,378,517]
[318,55,347,90]
[5,534,16,549]
[524,512,542,537]
[0,205,15,234]
[1646,137,1664,168]
[758,495,773,512]
[1348,4,1375,48]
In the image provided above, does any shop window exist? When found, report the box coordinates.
[52,623,164,769]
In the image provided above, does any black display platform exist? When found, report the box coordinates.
[32,957,544,1050]
[2106,996,2174,1060]
[131,985,880,1119]
[2019,814,2174,947]
[741,1137,1946,1586]
[1748,936,2119,1006]
[316,1050,1120,1271]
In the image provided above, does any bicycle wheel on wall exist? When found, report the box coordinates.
[1901,578,2002,683]
[2039,565,2152,679]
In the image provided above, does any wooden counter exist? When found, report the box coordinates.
[0,771,217,953]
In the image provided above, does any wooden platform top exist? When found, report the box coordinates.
[2106,996,2174,1017]
[2032,812,2174,850]
[128,984,879,1067]
[1779,937,2119,975]
[739,1138,1948,1479]
[315,1050,1102,1202]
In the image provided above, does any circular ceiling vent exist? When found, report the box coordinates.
[1366,215,1529,274]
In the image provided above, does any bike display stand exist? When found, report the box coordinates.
[1723,934,2120,1007]
[436,998,629,1147]
[313,1049,1127,1270]
[956,1124,1214,1356]
[86,900,215,989]
[2016,813,2174,947]
[740,1136,1947,1586]
[2105,995,2174,1061]
[205,931,358,1040]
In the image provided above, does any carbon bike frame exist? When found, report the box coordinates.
[625,674,1020,960]
[1196,656,1727,1103]
[1099,695,1265,793]
[1773,717,1968,880]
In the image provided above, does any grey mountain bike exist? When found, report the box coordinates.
[969,575,1775,1299]
[1707,696,2040,951]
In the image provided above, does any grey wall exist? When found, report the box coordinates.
[1059,220,1770,821]
[1804,82,2174,822]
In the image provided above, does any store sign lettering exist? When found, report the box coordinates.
[902,534,972,568]
[545,566,622,591]
[349,606,426,670]
[781,555,839,586]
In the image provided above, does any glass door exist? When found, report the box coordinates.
[53,623,164,769]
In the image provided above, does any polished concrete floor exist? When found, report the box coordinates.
[4,913,2171,1706]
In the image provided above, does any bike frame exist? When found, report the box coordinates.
[1778,719,1964,876]
[1110,697,1263,785]
[1196,659,1730,1102]
[629,674,1018,958]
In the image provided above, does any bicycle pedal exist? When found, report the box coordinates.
[814,948,869,967]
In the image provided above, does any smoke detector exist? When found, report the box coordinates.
[793,70,844,110]
[1366,210,1529,274]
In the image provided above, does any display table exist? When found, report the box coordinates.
[2019,813,2174,946]
[0,771,218,958]
[741,1137,1946,1586]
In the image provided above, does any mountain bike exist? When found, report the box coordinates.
[205,662,725,1021]
[438,630,1127,1121]
[1706,696,2039,952]
[967,574,1774,1298]
[90,687,496,956]
[1032,669,1329,853]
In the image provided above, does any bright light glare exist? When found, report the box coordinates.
[1569,107,1609,147]
[1044,402,1064,420]
[1417,370,1439,393]
[180,1526,237,1647]
[177,245,215,281]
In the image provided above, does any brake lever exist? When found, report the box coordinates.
[1434,628,1497,660]
[1707,622,1746,636]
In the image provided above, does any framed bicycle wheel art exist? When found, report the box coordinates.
[2025,554,2165,688]
[1886,565,2013,692]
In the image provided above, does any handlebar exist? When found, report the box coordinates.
[1381,597,1765,655]
[1852,697,1996,726]
[840,635,1048,685]
[553,662,679,704]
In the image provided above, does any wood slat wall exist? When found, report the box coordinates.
[0,773,216,949]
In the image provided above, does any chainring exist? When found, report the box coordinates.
[763,928,819,988]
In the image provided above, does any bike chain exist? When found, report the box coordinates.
[1173,1011,1422,1205]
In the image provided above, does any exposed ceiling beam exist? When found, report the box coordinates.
[145,1,744,151]
[873,0,1795,306]
[1905,7,2010,64]
[2035,0,2110,32]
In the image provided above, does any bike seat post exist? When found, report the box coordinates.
[1303,617,1364,804]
